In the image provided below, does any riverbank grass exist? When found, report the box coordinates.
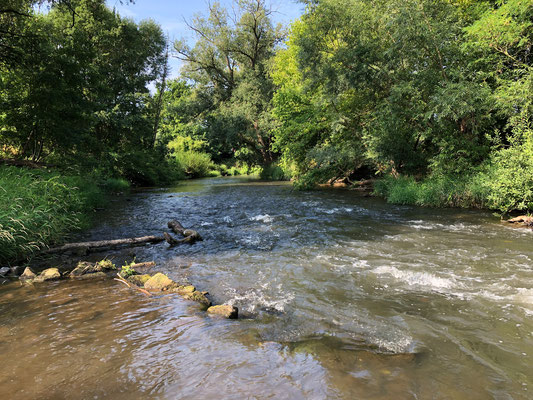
[0,166,117,264]
[373,174,489,209]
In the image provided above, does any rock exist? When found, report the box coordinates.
[76,272,108,280]
[10,266,24,276]
[207,304,238,319]
[33,268,61,283]
[127,274,152,286]
[175,285,196,295]
[70,260,115,278]
[19,267,37,282]
[0,267,10,277]
[144,273,176,291]
[183,291,212,308]
[507,216,533,226]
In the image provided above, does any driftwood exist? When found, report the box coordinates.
[44,235,165,254]
[507,216,533,227]
[42,220,202,255]
[166,220,203,245]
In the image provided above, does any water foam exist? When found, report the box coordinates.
[250,214,273,223]
[372,265,456,291]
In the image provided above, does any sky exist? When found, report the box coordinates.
[106,0,305,79]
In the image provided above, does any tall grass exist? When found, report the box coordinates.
[373,174,490,209]
[0,166,107,264]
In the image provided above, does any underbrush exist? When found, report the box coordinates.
[373,174,489,209]
[0,166,114,264]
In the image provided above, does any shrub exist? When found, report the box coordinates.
[174,150,214,178]
[483,127,533,214]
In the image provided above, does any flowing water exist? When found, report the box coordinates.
[1,177,532,399]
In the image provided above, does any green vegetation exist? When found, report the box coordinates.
[0,166,111,264]
[120,261,137,279]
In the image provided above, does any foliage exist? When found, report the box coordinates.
[120,261,136,278]
[174,150,214,179]
[374,173,489,209]
[171,0,285,166]
[483,120,533,214]
[0,166,107,264]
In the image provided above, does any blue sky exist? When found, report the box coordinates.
[106,0,304,79]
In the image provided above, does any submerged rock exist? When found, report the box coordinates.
[127,274,152,286]
[144,273,175,291]
[183,291,211,308]
[76,272,108,280]
[207,304,238,319]
[33,268,61,283]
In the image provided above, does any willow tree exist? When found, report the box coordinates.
[173,0,285,165]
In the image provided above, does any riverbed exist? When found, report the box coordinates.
[1,177,532,399]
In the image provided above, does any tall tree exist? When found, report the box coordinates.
[173,0,285,165]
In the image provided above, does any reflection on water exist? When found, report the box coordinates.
[1,177,532,399]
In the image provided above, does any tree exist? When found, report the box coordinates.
[172,0,285,166]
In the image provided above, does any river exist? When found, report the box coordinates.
[1,177,532,399]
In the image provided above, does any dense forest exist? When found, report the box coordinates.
[0,0,532,262]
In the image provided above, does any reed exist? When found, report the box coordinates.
[0,166,107,264]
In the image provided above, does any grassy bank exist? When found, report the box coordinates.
[374,160,533,216]
[0,166,129,265]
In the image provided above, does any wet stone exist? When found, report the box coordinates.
[144,273,175,291]
[127,274,152,286]
[0,267,10,277]
[207,304,238,319]
[19,267,36,283]
[33,268,61,283]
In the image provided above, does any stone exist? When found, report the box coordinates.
[76,272,108,280]
[144,273,176,291]
[207,304,238,319]
[127,274,152,286]
[33,268,61,283]
[183,291,212,308]
[176,285,196,295]
[19,267,36,282]
[70,260,115,278]
[0,267,10,277]
[507,215,533,226]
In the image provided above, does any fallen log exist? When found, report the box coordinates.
[44,235,165,254]
[167,220,203,244]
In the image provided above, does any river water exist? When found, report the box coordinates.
[1,177,532,399]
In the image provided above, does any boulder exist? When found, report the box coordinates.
[0,267,10,277]
[144,273,176,291]
[19,267,36,282]
[33,268,61,283]
[207,304,238,319]
[127,274,152,286]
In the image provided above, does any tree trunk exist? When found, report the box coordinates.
[44,235,166,254]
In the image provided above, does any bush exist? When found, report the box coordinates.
[260,163,290,181]
[174,150,214,178]
[483,127,533,214]
[374,173,489,209]
[112,150,185,186]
